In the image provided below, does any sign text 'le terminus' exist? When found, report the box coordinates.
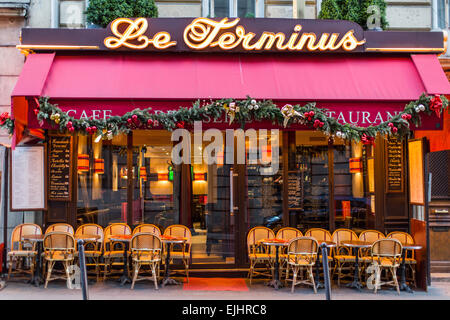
[103,17,366,53]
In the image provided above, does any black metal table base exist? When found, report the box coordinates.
[266,279,283,289]
[346,279,364,291]
[162,277,182,286]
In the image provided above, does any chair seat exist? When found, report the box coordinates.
[249,253,276,260]
[287,257,314,266]
[334,255,356,262]
[132,253,161,262]
[404,258,417,264]
[44,252,74,261]
[168,251,189,260]
[104,250,129,258]
[376,258,400,268]
[8,250,37,257]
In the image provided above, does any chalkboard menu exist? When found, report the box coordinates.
[385,137,404,193]
[288,172,303,208]
[48,135,72,201]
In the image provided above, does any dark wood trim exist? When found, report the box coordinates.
[127,133,133,226]
[282,131,289,227]
[375,135,386,232]
[328,138,335,232]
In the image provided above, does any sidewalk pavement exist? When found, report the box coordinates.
[0,278,449,300]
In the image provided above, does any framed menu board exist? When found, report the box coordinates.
[10,145,47,211]
[408,138,425,205]
[48,134,73,201]
[385,137,404,193]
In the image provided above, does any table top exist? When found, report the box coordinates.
[109,235,132,242]
[21,234,44,241]
[402,244,422,250]
[75,234,101,241]
[318,240,337,248]
[259,238,290,246]
[341,240,372,248]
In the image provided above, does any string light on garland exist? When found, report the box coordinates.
[0,93,447,144]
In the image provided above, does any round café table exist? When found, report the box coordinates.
[341,240,372,291]
[108,235,132,286]
[260,239,289,290]
[21,234,44,287]
[315,241,336,289]
[161,236,187,287]
[399,243,422,293]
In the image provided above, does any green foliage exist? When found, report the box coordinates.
[319,0,388,30]
[86,0,158,28]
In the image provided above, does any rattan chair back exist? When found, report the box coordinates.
[371,238,402,266]
[133,224,161,236]
[131,232,162,252]
[163,224,191,243]
[247,226,275,255]
[386,231,414,245]
[75,223,104,242]
[276,227,302,241]
[43,232,76,256]
[304,228,332,242]
[332,228,358,246]
[359,230,385,243]
[46,223,74,235]
[288,237,319,255]
[10,223,42,251]
[103,223,131,252]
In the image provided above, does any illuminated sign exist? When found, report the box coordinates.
[103,17,365,52]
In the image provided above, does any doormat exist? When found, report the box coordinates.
[182,277,249,291]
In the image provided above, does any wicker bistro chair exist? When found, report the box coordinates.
[331,228,359,286]
[276,228,302,274]
[247,226,276,285]
[103,223,132,281]
[387,231,417,288]
[358,230,385,277]
[45,223,74,234]
[75,224,104,281]
[163,225,192,282]
[42,232,76,288]
[370,238,403,294]
[304,228,334,259]
[130,233,162,289]
[7,223,42,280]
[133,224,161,236]
[285,237,319,293]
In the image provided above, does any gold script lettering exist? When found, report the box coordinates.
[104,17,176,50]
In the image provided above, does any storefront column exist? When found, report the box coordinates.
[328,137,335,233]
[127,133,133,226]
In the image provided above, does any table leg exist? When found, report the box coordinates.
[162,243,181,287]
[315,247,326,289]
[266,246,283,289]
[399,250,413,293]
[119,242,131,286]
[29,242,43,287]
[346,247,363,291]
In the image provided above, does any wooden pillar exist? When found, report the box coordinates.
[328,137,335,232]
[127,133,133,226]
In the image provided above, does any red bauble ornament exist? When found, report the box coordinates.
[392,127,398,133]
[176,121,185,129]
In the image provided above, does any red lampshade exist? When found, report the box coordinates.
[140,166,147,181]
[158,173,169,181]
[194,173,207,181]
[94,158,104,174]
[77,154,89,173]
[349,157,362,173]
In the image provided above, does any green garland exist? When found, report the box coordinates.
[0,93,447,144]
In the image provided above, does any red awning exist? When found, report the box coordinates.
[14,53,449,101]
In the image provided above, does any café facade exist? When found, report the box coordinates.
[8,17,450,285]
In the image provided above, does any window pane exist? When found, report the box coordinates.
[132,131,180,229]
[238,0,255,17]
[438,0,446,29]
[214,0,229,17]
[76,134,129,227]
[291,132,329,232]
[333,140,375,233]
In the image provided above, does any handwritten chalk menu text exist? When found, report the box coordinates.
[386,137,404,193]
[49,135,72,201]
[11,145,46,210]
